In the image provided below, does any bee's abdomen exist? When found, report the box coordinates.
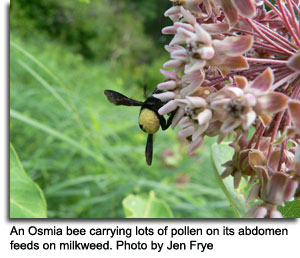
[139,108,160,134]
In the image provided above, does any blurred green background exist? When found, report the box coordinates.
[10,0,234,218]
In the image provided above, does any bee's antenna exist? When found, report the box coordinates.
[142,70,149,99]
[143,82,148,99]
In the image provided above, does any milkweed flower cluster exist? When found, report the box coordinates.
[154,0,300,218]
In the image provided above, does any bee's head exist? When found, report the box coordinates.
[139,108,160,134]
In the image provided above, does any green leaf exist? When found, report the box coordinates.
[10,143,47,218]
[279,199,300,218]
[122,191,174,218]
[211,143,248,218]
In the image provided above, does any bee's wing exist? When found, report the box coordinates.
[145,134,153,166]
[104,90,143,106]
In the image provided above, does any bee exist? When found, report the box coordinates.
[104,89,176,165]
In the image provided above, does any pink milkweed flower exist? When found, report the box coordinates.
[165,7,253,75]
[164,96,211,155]
[244,165,295,218]
[156,0,300,217]
[208,68,289,133]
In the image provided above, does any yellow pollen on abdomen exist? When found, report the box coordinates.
[139,108,160,134]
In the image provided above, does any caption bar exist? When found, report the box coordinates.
[9,225,288,253]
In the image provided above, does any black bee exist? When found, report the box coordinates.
[104,89,176,165]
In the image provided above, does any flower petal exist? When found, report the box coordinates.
[284,180,298,201]
[181,70,205,96]
[223,86,244,98]
[219,0,239,26]
[188,136,204,155]
[221,118,241,133]
[241,93,257,106]
[264,172,289,205]
[247,183,260,203]
[255,92,289,115]
[157,80,177,90]
[287,52,300,71]
[210,55,249,72]
[184,60,206,74]
[242,110,257,129]
[178,116,191,129]
[186,96,207,108]
[256,165,269,189]
[288,100,300,132]
[213,36,253,57]
[194,23,211,45]
[197,46,215,60]
[178,27,197,41]
[244,205,259,218]
[162,26,177,35]
[160,69,179,80]
[221,166,234,179]
[182,70,205,86]
[210,98,231,110]
[171,49,188,60]
[174,21,194,32]
[184,0,203,14]
[158,100,178,115]
[269,209,283,218]
[267,149,281,172]
[153,92,176,102]
[249,150,266,168]
[163,59,183,69]
[234,76,248,89]
[234,171,242,189]
[214,109,230,121]
[164,6,181,17]
[164,45,183,53]
[178,125,194,138]
[201,23,230,34]
[180,6,196,25]
[248,68,274,95]
[259,115,272,127]
[295,147,300,167]
[197,109,212,125]
[172,108,185,129]
[169,33,188,45]
[192,123,208,141]
[181,84,201,97]
[253,206,268,218]
[232,0,256,18]
[205,121,222,137]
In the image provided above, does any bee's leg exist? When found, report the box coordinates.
[163,108,178,130]
[159,115,167,130]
